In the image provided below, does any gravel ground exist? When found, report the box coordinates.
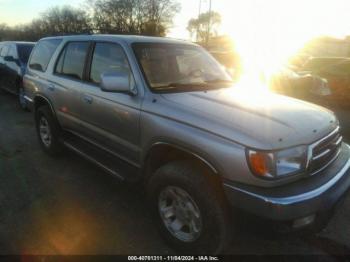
[0,92,349,257]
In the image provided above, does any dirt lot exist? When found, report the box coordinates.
[0,92,350,257]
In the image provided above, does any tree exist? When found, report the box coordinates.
[87,0,180,36]
[36,6,92,37]
[0,6,92,41]
[0,0,181,41]
[187,11,221,43]
[141,0,181,36]
[0,24,9,41]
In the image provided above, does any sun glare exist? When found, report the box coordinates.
[221,0,350,91]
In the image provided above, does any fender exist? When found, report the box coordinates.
[145,141,219,175]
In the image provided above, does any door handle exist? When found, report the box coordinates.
[83,95,93,104]
[48,84,55,91]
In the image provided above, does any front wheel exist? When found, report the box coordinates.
[147,161,232,254]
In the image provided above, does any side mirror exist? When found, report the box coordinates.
[4,56,17,63]
[100,71,137,96]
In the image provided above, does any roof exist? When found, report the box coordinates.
[0,41,36,45]
[40,34,196,46]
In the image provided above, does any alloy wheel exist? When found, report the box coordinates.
[39,117,52,147]
[159,186,203,243]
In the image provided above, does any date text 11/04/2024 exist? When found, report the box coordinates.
[128,256,220,261]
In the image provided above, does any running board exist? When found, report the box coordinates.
[61,131,140,182]
[63,141,125,181]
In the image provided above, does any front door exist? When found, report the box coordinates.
[78,42,142,167]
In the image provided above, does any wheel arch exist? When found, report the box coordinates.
[33,95,56,115]
[143,142,220,183]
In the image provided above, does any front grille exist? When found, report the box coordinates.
[309,127,343,174]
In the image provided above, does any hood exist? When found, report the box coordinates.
[160,88,338,150]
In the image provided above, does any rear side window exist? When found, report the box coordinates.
[8,45,17,58]
[89,42,131,84]
[0,45,9,57]
[55,42,89,80]
[29,39,62,72]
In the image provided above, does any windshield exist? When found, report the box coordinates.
[17,44,34,63]
[132,43,232,92]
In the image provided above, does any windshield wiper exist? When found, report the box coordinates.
[205,79,234,84]
[154,80,233,93]
[155,82,208,90]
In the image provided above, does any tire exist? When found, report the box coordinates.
[35,105,64,156]
[147,161,231,254]
[18,85,29,111]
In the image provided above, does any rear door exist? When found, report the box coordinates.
[25,38,62,110]
[50,41,91,131]
[4,44,20,93]
[0,44,9,89]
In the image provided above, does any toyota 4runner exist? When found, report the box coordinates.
[23,35,350,254]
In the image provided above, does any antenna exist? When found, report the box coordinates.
[206,0,212,47]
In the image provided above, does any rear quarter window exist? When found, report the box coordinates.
[29,39,62,72]
[0,45,9,57]
[8,45,17,58]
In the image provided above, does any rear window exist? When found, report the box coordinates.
[17,44,34,63]
[29,39,62,72]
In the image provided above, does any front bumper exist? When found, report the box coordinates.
[224,143,350,221]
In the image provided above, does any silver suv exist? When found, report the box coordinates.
[23,35,350,254]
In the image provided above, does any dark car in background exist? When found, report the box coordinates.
[0,41,35,110]
[300,57,349,72]
[269,67,332,107]
[298,57,350,109]
[211,50,332,107]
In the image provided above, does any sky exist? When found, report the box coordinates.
[0,0,233,39]
[2,0,350,41]
[0,0,84,26]
[2,0,350,67]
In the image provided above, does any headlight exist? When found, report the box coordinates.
[247,146,308,179]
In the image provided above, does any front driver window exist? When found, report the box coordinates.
[90,42,132,85]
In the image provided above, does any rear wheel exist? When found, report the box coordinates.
[147,161,232,254]
[35,105,64,156]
